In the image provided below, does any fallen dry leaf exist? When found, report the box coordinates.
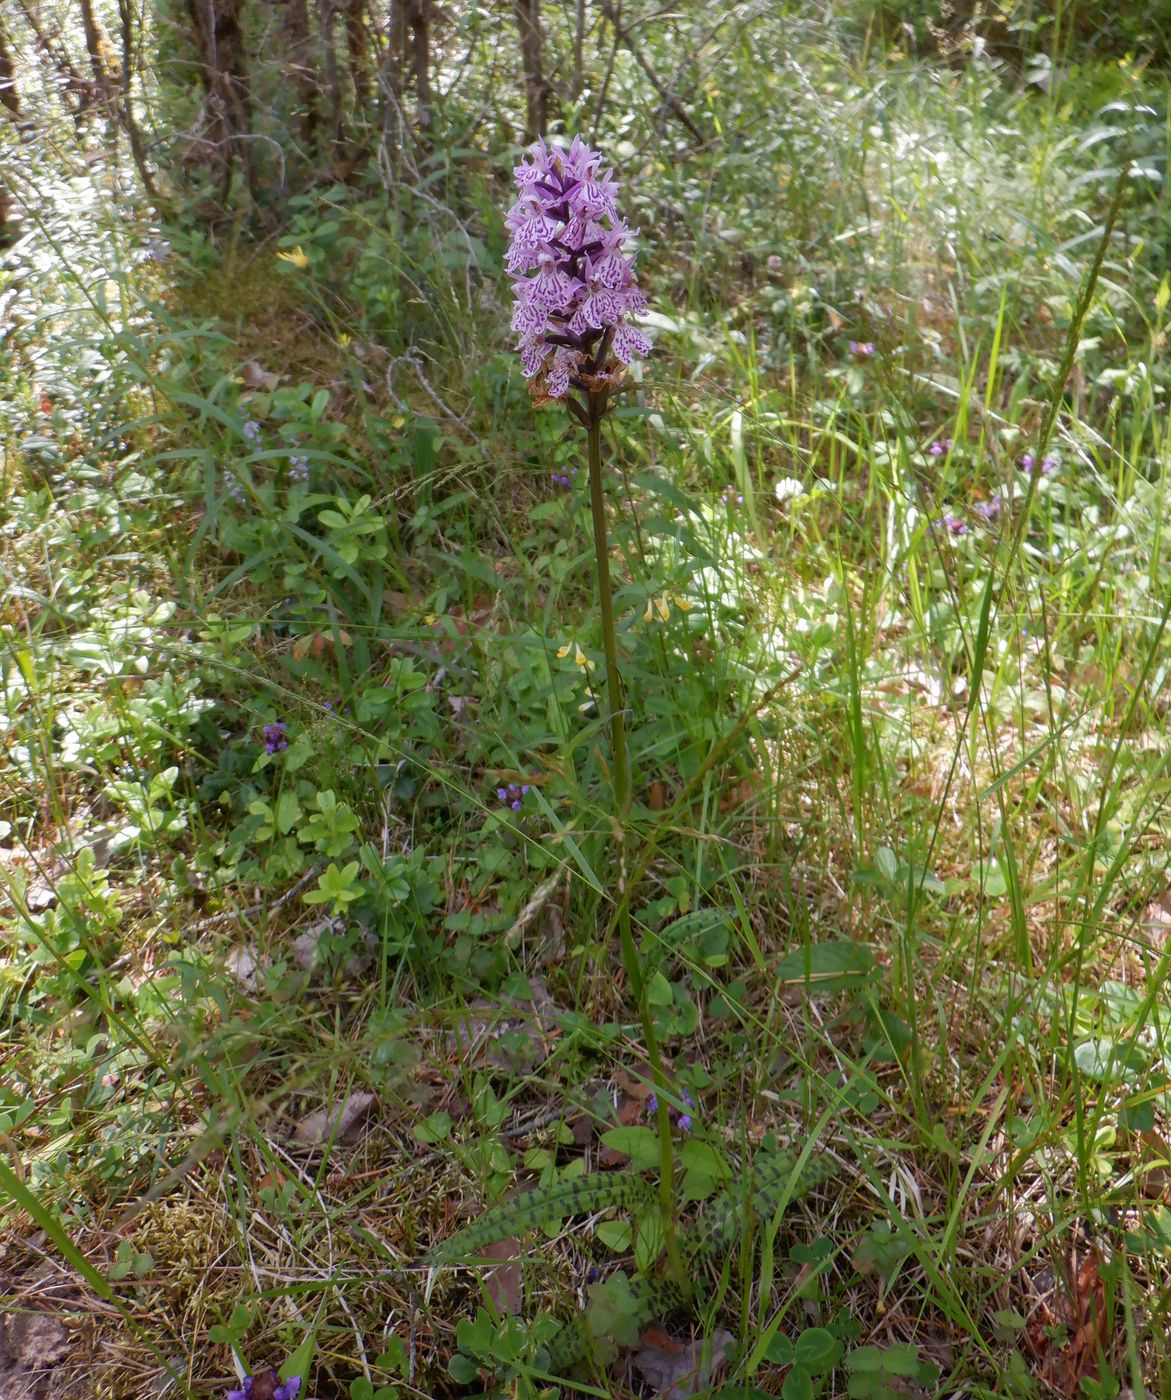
[224,945,261,993]
[1059,1243,1108,1392]
[633,1326,735,1400]
[292,1091,376,1146]
[481,1238,523,1316]
[444,977,560,1073]
[239,359,281,391]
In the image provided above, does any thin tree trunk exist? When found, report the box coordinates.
[410,0,430,131]
[0,15,21,119]
[343,0,370,109]
[317,0,344,157]
[77,0,112,103]
[182,0,256,201]
[378,0,408,168]
[282,0,319,148]
[572,0,585,102]
[0,15,16,240]
[15,0,91,118]
[514,0,546,142]
[116,0,166,207]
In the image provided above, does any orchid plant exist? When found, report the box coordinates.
[505,137,687,1288]
[505,135,652,819]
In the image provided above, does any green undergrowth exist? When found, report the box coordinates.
[4,11,1171,1400]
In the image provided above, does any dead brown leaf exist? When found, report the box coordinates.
[239,359,281,391]
[632,1326,735,1400]
[481,1238,523,1316]
[444,977,560,1074]
[292,1091,376,1147]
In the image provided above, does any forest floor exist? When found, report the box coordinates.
[4,15,1171,1400]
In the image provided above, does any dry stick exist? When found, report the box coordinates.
[594,0,707,145]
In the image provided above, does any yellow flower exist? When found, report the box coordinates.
[277,245,310,270]
[671,593,692,612]
[644,596,671,622]
[557,641,593,671]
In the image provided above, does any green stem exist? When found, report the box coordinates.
[584,393,687,1296]
[586,404,629,813]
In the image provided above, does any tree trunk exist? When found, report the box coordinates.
[343,0,371,109]
[282,0,319,148]
[0,15,16,241]
[410,0,430,131]
[514,0,546,142]
[572,0,585,102]
[15,0,91,118]
[77,0,113,106]
[116,0,165,207]
[182,0,256,201]
[317,0,344,157]
[378,0,408,167]
[0,15,20,119]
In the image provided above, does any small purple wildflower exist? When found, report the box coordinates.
[551,468,579,490]
[928,439,951,458]
[644,1088,695,1132]
[242,420,262,445]
[506,137,651,400]
[974,495,1003,523]
[497,781,531,812]
[1041,455,1058,475]
[939,513,969,537]
[226,1374,301,1400]
[1019,452,1035,472]
[288,453,309,483]
[848,340,876,360]
[262,721,288,754]
[227,478,247,504]
[720,485,744,506]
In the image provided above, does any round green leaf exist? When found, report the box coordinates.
[794,1327,841,1371]
[781,1366,813,1400]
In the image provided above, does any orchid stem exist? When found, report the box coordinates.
[585,393,687,1296]
[586,401,629,813]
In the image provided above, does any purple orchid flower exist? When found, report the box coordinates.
[506,137,651,400]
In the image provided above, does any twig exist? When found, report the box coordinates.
[594,0,707,145]
[187,864,321,935]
